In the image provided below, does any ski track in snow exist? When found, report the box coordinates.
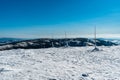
[0,46,120,80]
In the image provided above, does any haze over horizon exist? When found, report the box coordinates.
[0,0,120,38]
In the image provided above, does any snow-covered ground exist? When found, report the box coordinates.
[0,46,120,80]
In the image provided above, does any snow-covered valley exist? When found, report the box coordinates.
[0,46,120,80]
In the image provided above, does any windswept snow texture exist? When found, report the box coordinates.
[0,46,120,80]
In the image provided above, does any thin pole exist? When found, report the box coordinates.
[87,38,89,46]
[65,31,67,39]
[94,26,96,48]
[51,34,54,47]
[65,31,68,47]
[92,26,100,52]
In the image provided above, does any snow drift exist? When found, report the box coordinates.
[0,46,120,80]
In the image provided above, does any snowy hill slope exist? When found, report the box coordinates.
[0,38,117,51]
[98,38,120,45]
[0,38,23,45]
[0,46,120,80]
[111,40,120,45]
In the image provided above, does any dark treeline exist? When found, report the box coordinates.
[0,38,117,51]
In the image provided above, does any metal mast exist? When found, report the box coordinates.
[51,34,54,47]
[65,31,69,47]
[91,26,99,52]
[94,26,97,48]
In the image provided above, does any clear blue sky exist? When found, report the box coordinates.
[0,0,120,38]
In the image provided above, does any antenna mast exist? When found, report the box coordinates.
[92,26,100,52]
[51,34,54,47]
[65,31,69,47]
[65,31,67,39]
[94,26,96,48]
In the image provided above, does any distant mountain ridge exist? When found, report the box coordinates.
[98,38,120,45]
[0,38,118,51]
[0,38,24,45]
